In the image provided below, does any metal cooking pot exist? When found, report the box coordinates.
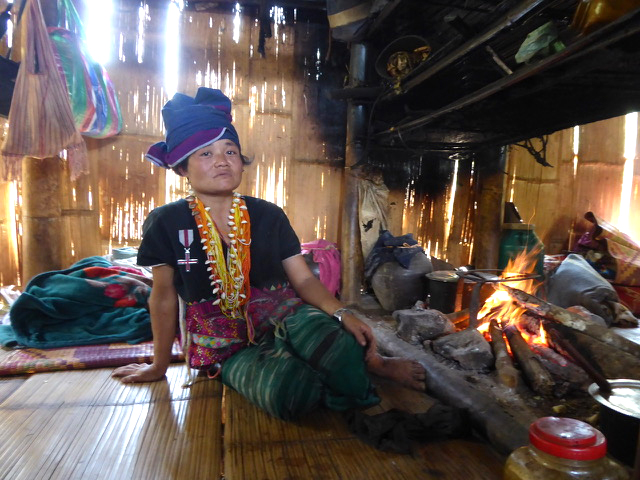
[589,379,640,466]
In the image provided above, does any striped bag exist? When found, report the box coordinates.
[0,0,87,181]
[49,0,123,139]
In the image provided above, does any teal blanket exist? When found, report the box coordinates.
[0,257,152,348]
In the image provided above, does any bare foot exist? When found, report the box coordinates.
[366,355,426,391]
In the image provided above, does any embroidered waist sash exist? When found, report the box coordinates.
[183,286,303,370]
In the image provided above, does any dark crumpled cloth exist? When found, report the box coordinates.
[547,253,619,325]
[344,404,470,454]
[364,230,424,281]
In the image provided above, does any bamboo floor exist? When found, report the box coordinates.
[0,352,505,480]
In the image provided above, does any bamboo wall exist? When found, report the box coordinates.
[505,115,640,255]
[384,154,477,269]
[1,0,638,287]
[1,1,345,286]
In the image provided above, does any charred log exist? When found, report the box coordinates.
[357,313,532,454]
[529,344,590,396]
[544,322,611,394]
[489,320,519,389]
[505,286,640,358]
[517,312,544,336]
[504,325,555,397]
[545,323,640,382]
[445,308,470,329]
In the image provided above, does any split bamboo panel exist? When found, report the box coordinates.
[574,117,626,240]
[102,5,343,247]
[0,181,19,285]
[90,134,166,250]
[387,156,476,267]
[506,128,574,254]
[506,116,628,255]
[0,366,223,480]
[60,140,101,267]
[445,159,475,268]
[0,119,20,286]
[223,379,504,480]
[0,345,504,479]
[1,5,347,284]
[287,162,343,243]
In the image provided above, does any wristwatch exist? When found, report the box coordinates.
[332,307,353,323]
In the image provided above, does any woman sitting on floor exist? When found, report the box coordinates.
[112,88,425,420]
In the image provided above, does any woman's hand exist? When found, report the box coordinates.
[112,363,167,383]
[341,313,377,361]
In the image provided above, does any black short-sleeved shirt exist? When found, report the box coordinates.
[137,196,301,303]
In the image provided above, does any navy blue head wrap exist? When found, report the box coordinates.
[146,88,241,169]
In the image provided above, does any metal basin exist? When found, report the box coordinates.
[589,379,640,466]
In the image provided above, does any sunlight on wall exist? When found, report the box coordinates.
[619,112,638,234]
[6,181,20,285]
[164,0,183,98]
[573,125,580,177]
[85,1,113,64]
[136,3,149,64]
[233,3,241,43]
[444,155,459,250]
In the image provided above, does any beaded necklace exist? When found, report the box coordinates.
[187,192,253,341]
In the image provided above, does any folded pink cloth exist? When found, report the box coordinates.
[301,240,341,297]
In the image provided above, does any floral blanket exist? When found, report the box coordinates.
[0,256,152,348]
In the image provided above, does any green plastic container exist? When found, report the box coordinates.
[498,223,545,277]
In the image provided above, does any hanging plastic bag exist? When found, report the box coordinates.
[49,0,122,138]
[48,27,99,132]
[0,0,87,180]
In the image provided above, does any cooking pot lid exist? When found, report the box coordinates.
[426,271,459,282]
[589,379,640,419]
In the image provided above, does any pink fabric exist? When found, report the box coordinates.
[301,240,341,297]
[184,287,302,369]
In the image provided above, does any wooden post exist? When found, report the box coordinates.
[340,43,368,303]
[472,146,506,270]
[15,0,64,284]
[22,156,64,282]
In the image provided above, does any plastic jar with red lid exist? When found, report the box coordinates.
[503,417,629,479]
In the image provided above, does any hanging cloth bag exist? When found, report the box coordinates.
[50,0,123,139]
[0,0,87,180]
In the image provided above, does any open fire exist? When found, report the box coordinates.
[476,249,547,348]
[370,248,640,455]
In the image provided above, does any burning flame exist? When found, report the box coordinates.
[476,248,546,345]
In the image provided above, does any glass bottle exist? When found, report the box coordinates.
[504,417,629,480]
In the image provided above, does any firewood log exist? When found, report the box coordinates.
[546,322,640,381]
[504,325,555,396]
[489,320,519,389]
[355,313,533,454]
[444,308,470,329]
[505,286,640,358]
[529,344,590,396]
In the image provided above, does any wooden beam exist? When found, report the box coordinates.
[340,43,368,303]
[378,6,640,137]
[399,0,549,94]
[472,147,505,270]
